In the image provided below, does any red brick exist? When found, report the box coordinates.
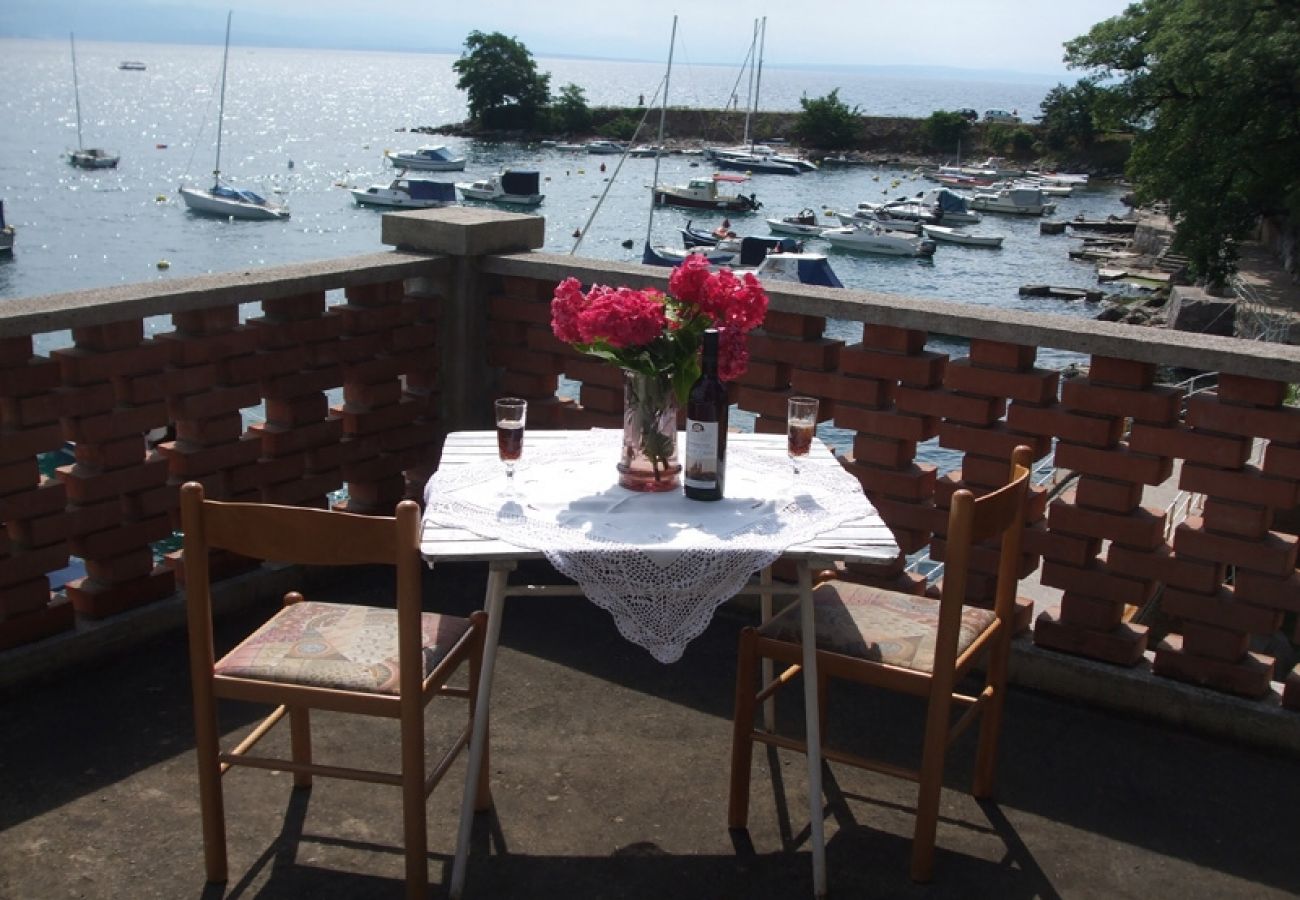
[56,457,169,504]
[1151,635,1273,698]
[524,325,571,356]
[498,371,558,397]
[0,458,39,495]
[1185,393,1300,443]
[342,380,404,411]
[0,357,61,396]
[1180,620,1251,662]
[122,362,217,403]
[263,365,343,398]
[1179,462,1298,509]
[1216,373,1288,408]
[487,345,563,375]
[579,383,623,415]
[499,275,551,301]
[309,332,385,366]
[333,301,419,335]
[338,473,404,511]
[1201,497,1273,540]
[347,351,433,385]
[938,422,1047,462]
[388,321,438,353]
[74,435,148,472]
[0,576,55,617]
[168,383,262,421]
[791,370,890,406]
[0,336,34,366]
[1049,495,1167,550]
[869,496,947,535]
[562,357,625,389]
[752,414,784,435]
[262,292,327,319]
[1005,402,1123,448]
[1087,356,1155,388]
[1285,666,1300,710]
[839,345,945,387]
[263,469,343,506]
[62,402,168,444]
[747,335,843,371]
[1161,584,1281,633]
[1262,442,1300,479]
[763,310,825,339]
[3,383,115,427]
[254,313,346,349]
[834,405,936,442]
[1041,560,1155,605]
[1175,518,1299,576]
[1061,381,1182,425]
[221,347,310,384]
[121,483,178,519]
[1105,544,1223,594]
[158,436,262,478]
[247,418,344,457]
[0,597,74,651]
[944,359,1058,404]
[0,477,66,522]
[72,320,144,352]
[929,537,1038,579]
[83,547,157,584]
[0,542,70,587]
[737,360,793,391]
[958,453,1026,489]
[894,386,1005,424]
[850,434,915,469]
[0,423,64,463]
[1128,424,1253,469]
[1058,592,1125,630]
[53,342,171,386]
[172,306,239,334]
[1233,569,1300,613]
[1054,441,1173,485]
[841,459,936,501]
[1074,475,1145,513]
[65,566,176,619]
[488,294,551,325]
[968,340,1035,371]
[175,412,244,446]
[344,281,405,306]
[70,513,174,559]
[9,498,120,546]
[264,394,329,427]
[1033,611,1148,666]
[862,324,926,354]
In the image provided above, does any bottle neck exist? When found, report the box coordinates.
[701,329,720,376]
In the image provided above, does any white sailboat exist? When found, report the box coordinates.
[179,12,289,221]
[68,34,120,169]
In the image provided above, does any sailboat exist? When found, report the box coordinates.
[179,12,289,220]
[67,34,120,169]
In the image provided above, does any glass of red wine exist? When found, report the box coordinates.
[494,397,527,492]
[787,396,819,478]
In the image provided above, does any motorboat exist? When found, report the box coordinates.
[585,140,627,155]
[1026,168,1090,186]
[643,236,842,287]
[822,224,936,257]
[0,200,14,255]
[766,209,827,238]
[652,173,760,212]
[350,176,458,209]
[383,144,466,171]
[899,188,981,224]
[834,207,924,234]
[969,186,1055,216]
[920,223,1004,248]
[643,243,738,266]
[628,145,667,157]
[178,14,288,220]
[118,61,146,71]
[68,35,120,170]
[455,169,544,206]
[713,150,803,176]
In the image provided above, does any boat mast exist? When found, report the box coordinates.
[212,11,232,189]
[645,15,677,250]
[741,19,758,148]
[752,17,767,153]
[69,34,84,152]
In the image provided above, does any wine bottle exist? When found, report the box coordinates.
[684,328,728,501]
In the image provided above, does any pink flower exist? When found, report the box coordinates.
[668,254,711,304]
[718,327,750,381]
[551,277,587,343]
[698,268,769,333]
[575,285,666,348]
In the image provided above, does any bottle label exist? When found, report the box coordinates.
[684,419,720,489]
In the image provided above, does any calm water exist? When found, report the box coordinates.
[0,38,1125,341]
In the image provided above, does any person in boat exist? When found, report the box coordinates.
[713,218,737,240]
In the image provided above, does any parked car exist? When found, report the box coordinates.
[956,107,979,121]
[983,108,1022,124]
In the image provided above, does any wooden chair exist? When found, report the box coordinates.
[179,481,490,899]
[729,445,1032,882]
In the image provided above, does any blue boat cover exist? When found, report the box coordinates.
[739,236,800,266]
[212,185,267,205]
[795,258,843,288]
[406,180,456,201]
[501,170,541,196]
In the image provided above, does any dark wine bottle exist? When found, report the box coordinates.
[684,328,728,501]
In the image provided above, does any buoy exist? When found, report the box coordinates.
[621,238,634,249]
[155,143,167,149]
[599,163,606,172]
[287,159,294,169]
[156,260,170,269]
[572,228,582,238]
[155,194,167,202]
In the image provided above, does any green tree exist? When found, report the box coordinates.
[452,31,551,129]
[552,83,591,134]
[921,110,972,155]
[793,88,862,151]
[1038,80,1101,154]
[1065,0,1300,285]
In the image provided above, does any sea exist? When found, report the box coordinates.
[1,38,1125,494]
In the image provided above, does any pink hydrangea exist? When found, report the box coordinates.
[718,326,750,381]
[698,268,769,333]
[575,285,666,348]
[667,254,712,304]
[551,276,587,343]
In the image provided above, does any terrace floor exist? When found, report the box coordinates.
[2,559,1298,900]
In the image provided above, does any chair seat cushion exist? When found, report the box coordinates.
[215,600,472,694]
[757,581,996,673]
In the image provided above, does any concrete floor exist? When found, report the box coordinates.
[2,560,1298,900]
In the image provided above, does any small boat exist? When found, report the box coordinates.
[383,144,466,171]
[823,224,936,257]
[643,236,842,288]
[969,186,1055,216]
[554,142,586,152]
[766,208,827,237]
[585,140,627,155]
[178,14,288,220]
[350,176,458,209]
[713,150,803,176]
[901,188,981,224]
[921,223,1004,248]
[834,207,923,234]
[117,61,146,71]
[0,200,14,255]
[628,145,667,158]
[68,35,120,170]
[456,169,544,206]
[653,173,760,212]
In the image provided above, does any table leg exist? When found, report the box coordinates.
[449,560,512,900]
[798,561,827,898]
[760,566,775,732]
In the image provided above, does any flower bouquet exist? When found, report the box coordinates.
[551,256,769,490]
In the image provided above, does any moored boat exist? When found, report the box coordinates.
[456,169,544,206]
[823,223,936,257]
[383,144,466,171]
[652,173,760,212]
[67,35,120,170]
[0,200,14,254]
[921,223,1004,248]
[350,176,458,209]
[969,186,1055,216]
[766,208,827,237]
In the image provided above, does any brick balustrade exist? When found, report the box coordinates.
[4,208,1300,716]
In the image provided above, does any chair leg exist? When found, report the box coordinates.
[289,706,312,789]
[973,631,1013,798]
[728,627,760,829]
[910,693,952,883]
[467,619,493,812]
[401,712,427,899]
[192,692,228,883]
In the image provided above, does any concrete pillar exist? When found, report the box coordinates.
[381,207,545,432]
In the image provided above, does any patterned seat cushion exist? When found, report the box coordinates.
[215,600,472,694]
[757,581,996,673]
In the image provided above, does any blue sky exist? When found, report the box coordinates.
[2,1,1135,74]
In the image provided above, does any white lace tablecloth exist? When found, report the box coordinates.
[422,429,874,663]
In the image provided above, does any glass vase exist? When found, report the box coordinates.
[618,369,681,492]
